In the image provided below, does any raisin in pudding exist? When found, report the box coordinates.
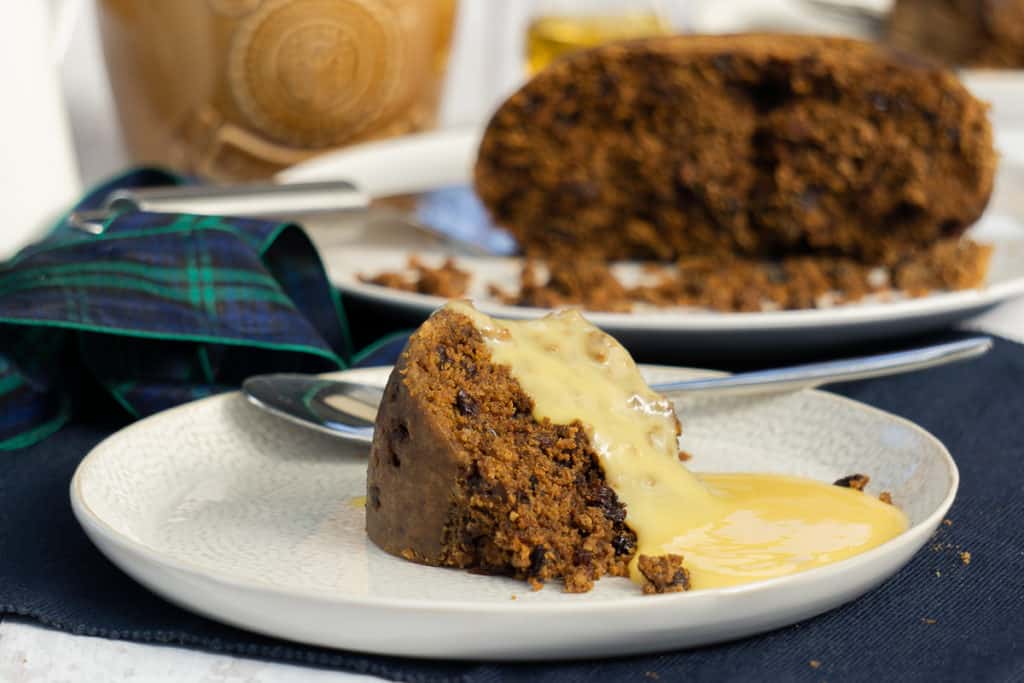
[470,34,995,309]
[366,302,908,593]
[476,34,994,265]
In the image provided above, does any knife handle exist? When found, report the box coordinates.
[106,180,371,219]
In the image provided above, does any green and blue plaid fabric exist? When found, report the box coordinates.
[0,169,351,449]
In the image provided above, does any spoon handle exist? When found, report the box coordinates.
[243,337,992,442]
[650,337,992,397]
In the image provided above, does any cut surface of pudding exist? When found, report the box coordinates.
[475,34,995,265]
[364,38,998,315]
[366,302,908,593]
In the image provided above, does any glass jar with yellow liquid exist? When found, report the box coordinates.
[526,0,674,73]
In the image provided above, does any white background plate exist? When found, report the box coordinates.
[288,128,1024,356]
[71,365,957,660]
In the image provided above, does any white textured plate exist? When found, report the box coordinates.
[71,365,957,660]
[286,127,1024,356]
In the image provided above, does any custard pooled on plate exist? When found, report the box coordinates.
[365,303,907,593]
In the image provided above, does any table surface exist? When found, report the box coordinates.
[5,1,1024,680]
[2,299,1022,682]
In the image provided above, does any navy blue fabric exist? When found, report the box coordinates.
[1,168,1021,680]
[2,331,1023,682]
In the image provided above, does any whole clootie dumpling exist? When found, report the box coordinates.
[474,34,996,264]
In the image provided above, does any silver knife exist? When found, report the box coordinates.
[68,180,513,257]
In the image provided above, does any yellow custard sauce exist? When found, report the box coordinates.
[443,302,909,590]
[669,473,907,589]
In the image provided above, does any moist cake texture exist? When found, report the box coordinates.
[366,302,701,593]
[474,34,995,264]
[367,305,638,592]
[366,302,910,593]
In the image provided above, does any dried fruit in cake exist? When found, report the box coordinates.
[365,302,911,593]
[365,301,706,593]
[365,303,641,592]
[474,34,995,264]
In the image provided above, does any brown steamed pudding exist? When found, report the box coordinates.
[366,302,909,593]
[475,34,995,264]
[361,35,997,313]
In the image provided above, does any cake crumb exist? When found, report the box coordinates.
[494,258,634,313]
[833,473,870,491]
[922,618,937,625]
[879,491,893,504]
[359,256,471,298]
[362,237,991,314]
[367,305,645,594]
[943,518,953,526]
[677,449,693,462]
[638,554,690,594]
[809,660,822,669]
[510,594,518,601]
[960,551,972,565]
[476,33,994,279]
[645,672,661,680]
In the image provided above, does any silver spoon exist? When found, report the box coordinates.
[242,337,991,445]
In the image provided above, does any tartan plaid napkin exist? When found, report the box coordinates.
[0,169,352,450]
